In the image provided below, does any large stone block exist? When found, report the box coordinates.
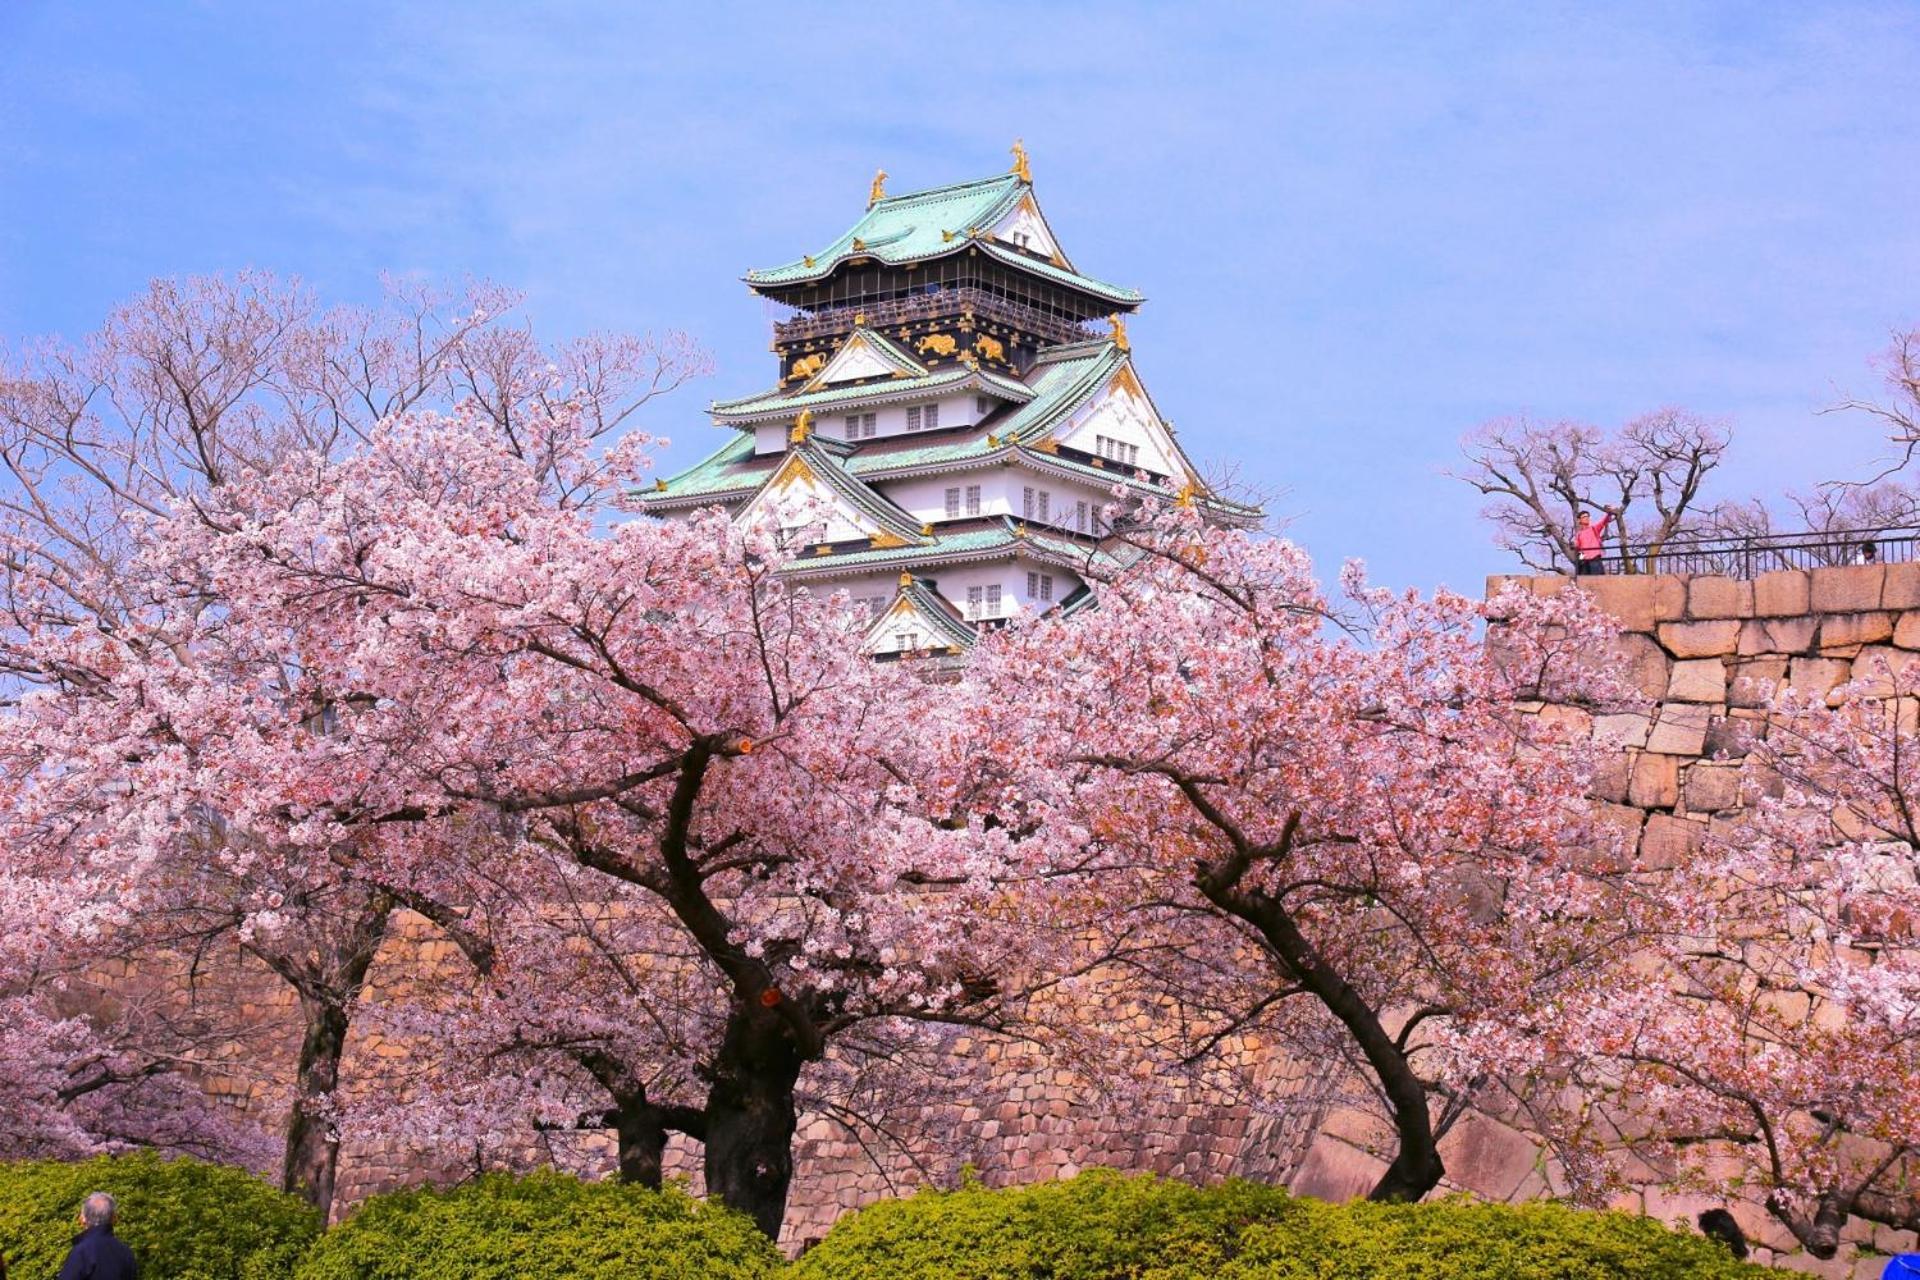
[1657,619,1742,658]
[1592,801,1647,860]
[1895,611,1920,650]
[1590,750,1630,804]
[1850,645,1920,698]
[1593,713,1652,750]
[1435,1110,1542,1202]
[1750,616,1819,655]
[1727,656,1788,708]
[1883,561,1920,610]
[1641,813,1707,868]
[1682,762,1744,812]
[1646,702,1714,755]
[1578,575,1686,632]
[1788,656,1852,700]
[1752,568,1810,617]
[1811,563,1885,612]
[1667,658,1728,703]
[1686,575,1752,619]
[1607,633,1671,700]
[1628,751,1681,809]
[1289,1134,1389,1202]
[1819,611,1894,651]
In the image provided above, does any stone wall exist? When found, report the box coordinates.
[1479,563,1920,1277]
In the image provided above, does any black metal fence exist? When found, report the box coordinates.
[1580,526,1920,578]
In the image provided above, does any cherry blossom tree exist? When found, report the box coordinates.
[1585,665,1920,1258]
[0,274,708,1211]
[960,514,1649,1202]
[15,399,1052,1238]
[1457,410,1730,572]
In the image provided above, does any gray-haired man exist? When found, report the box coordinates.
[57,1192,138,1280]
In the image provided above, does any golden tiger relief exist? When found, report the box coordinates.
[915,333,958,356]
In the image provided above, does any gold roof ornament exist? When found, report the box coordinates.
[869,168,888,207]
[854,312,867,326]
[920,521,934,535]
[654,478,668,491]
[1010,138,1032,183]
[803,254,815,267]
[789,409,814,443]
[1108,312,1130,352]
[899,571,914,587]
[851,236,867,252]
[1176,480,1199,509]
[941,229,957,242]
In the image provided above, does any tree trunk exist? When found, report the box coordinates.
[1202,880,1444,1202]
[610,1097,670,1189]
[703,1009,803,1239]
[283,998,349,1214]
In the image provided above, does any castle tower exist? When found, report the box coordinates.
[638,147,1260,657]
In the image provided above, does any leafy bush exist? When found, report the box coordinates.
[293,1170,782,1280]
[792,1168,1767,1280]
[0,1150,320,1279]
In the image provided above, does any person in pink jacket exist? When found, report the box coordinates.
[1573,509,1612,575]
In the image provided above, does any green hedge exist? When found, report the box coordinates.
[0,1151,320,1279]
[1,1158,1770,1279]
[792,1169,1767,1280]
[292,1170,782,1280]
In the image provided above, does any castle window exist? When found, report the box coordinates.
[923,403,939,430]
[845,413,877,440]
[1076,500,1089,532]
[986,584,1002,614]
[976,396,991,415]
[965,485,981,516]
[944,487,961,519]
[1094,435,1139,466]
[906,406,921,431]
[1027,572,1054,603]
[966,586,983,619]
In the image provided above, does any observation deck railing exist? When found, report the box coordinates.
[1584,526,1920,578]
[771,287,1096,347]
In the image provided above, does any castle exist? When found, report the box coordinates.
[637,144,1259,654]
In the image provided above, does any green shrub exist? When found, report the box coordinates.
[0,1150,320,1279]
[293,1170,782,1280]
[793,1168,1767,1280]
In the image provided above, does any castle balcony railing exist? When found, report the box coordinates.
[1583,525,1920,578]
[772,287,1096,348]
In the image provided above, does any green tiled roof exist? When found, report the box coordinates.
[710,365,1033,424]
[743,174,1142,306]
[977,241,1143,305]
[639,431,771,506]
[780,443,926,543]
[877,577,978,650]
[782,524,1018,574]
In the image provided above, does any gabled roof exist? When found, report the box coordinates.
[708,363,1033,427]
[863,575,978,652]
[800,326,927,389]
[743,173,1143,306]
[738,442,927,545]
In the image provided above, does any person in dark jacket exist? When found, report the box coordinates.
[57,1192,138,1280]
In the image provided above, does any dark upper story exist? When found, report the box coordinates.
[743,165,1143,384]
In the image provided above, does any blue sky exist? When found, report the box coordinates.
[3,2,1917,593]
